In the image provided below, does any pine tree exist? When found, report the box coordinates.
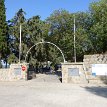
[0,0,7,59]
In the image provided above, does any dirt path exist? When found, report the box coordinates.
[32,73,61,83]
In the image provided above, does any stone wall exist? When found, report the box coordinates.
[62,63,88,84]
[83,54,107,70]
[83,54,107,84]
[61,54,107,84]
[0,69,10,81]
[0,63,28,81]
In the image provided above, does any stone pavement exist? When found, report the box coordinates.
[0,74,107,107]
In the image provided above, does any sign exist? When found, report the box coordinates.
[92,73,96,77]
[68,68,79,76]
[92,64,107,75]
[22,66,26,71]
[14,68,21,76]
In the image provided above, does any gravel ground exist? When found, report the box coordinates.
[0,74,107,107]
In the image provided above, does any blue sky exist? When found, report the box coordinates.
[5,0,99,21]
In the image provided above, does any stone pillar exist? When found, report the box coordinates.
[61,62,88,84]
[9,63,29,81]
[61,63,69,83]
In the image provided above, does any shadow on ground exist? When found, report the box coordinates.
[84,86,107,98]
[100,76,107,84]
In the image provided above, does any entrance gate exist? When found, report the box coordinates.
[25,41,66,80]
[25,41,66,63]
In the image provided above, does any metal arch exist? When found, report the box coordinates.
[25,41,66,63]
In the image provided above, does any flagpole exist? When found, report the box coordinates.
[19,24,21,63]
[74,15,76,63]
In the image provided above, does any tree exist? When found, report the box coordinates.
[7,0,107,65]
[89,0,107,53]
[0,0,7,60]
[46,9,93,62]
[46,9,74,62]
[8,8,26,63]
[74,12,95,60]
[26,16,50,65]
[8,10,50,65]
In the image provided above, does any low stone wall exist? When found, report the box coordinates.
[83,54,107,84]
[83,54,107,72]
[61,54,107,84]
[0,69,10,81]
[0,63,28,81]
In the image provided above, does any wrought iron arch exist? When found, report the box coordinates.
[25,41,66,63]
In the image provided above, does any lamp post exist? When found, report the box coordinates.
[74,15,76,63]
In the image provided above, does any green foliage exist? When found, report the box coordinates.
[7,53,18,64]
[6,0,107,65]
[0,0,7,59]
[46,10,93,61]
[8,8,26,63]
[46,10,74,61]
[89,0,107,53]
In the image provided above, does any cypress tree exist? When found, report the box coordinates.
[0,0,7,59]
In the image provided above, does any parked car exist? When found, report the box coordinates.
[54,64,61,71]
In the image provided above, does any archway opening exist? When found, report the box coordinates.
[25,41,65,82]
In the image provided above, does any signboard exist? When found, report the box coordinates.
[14,68,21,76]
[68,68,79,76]
[92,64,107,75]
[21,66,26,71]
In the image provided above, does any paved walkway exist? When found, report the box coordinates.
[32,73,61,83]
[0,74,107,107]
